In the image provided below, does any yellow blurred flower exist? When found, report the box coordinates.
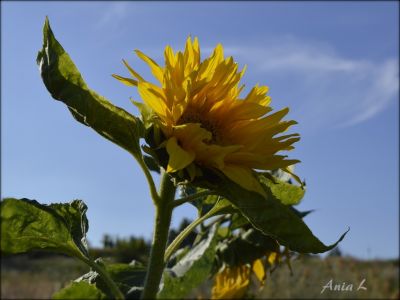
[252,258,266,285]
[211,265,251,299]
[114,37,300,195]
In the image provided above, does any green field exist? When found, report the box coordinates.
[1,253,398,299]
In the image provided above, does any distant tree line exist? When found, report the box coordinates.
[91,218,196,264]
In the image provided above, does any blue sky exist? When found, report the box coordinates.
[2,2,398,259]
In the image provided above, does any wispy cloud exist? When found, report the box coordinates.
[221,37,398,132]
[339,59,398,127]
[95,2,129,30]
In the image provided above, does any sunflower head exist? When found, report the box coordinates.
[211,265,251,299]
[113,37,300,196]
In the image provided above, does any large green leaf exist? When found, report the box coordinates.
[53,281,107,299]
[194,170,348,254]
[1,198,89,260]
[216,228,280,267]
[260,175,305,205]
[77,261,147,299]
[36,17,142,158]
[158,224,219,299]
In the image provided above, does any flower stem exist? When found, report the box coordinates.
[164,203,224,262]
[81,257,124,300]
[141,172,176,299]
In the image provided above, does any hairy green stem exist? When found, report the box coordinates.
[141,172,176,299]
[81,257,124,300]
[137,158,160,206]
[164,204,223,262]
[170,190,216,208]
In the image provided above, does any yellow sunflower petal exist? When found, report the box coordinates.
[199,144,242,169]
[244,84,271,106]
[252,259,266,285]
[137,81,168,119]
[268,252,279,266]
[228,101,272,121]
[172,123,212,147]
[221,165,266,197]
[184,36,195,73]
[112,74,138,87]
[122,59,145,82]
[199,44,224,81]
[134,50,164,83]
[211,266,250,299]
[164,45,176,68]
[166,137,195,172]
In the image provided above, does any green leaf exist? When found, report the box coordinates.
[216,228,279,267]
[53,281,107,299]
[1,198,89,259]
[77,262,146,299]
[194,170,348,254]
[289,206,314,219]
[260,175,305,205]
[36,17,142,158]
[158,224,219,299]
[229,212,250,230]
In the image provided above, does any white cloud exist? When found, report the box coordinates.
[221,38,398,131]
[339,59,398,127]
[95,2,129,29]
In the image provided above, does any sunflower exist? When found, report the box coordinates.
[211,264,251,299]
[113,37,300,196]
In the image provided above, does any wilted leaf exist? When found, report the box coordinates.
[36,17,143,158]
[1,198,89,260]
[53,281,107,299]
[194,169,348,254]
[158,224,219,299]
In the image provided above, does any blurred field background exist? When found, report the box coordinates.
[1,236,398,299]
